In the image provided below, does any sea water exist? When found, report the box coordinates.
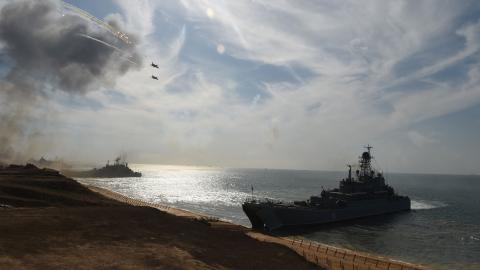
[78,164,480,270]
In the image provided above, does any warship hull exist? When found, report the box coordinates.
[243,197,410,230]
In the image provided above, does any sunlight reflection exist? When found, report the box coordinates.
[206,8,215,19]
[217,44,225,54]
[82,164,252,209]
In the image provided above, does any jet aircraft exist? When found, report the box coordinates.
[151,62,159,68]
[152,75,159,80]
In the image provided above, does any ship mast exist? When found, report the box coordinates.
[347,164,352,182]
[359,145,373,181]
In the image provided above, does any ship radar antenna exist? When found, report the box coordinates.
[365,144,373,153]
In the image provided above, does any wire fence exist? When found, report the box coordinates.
[88,186,172,211]
[282,237,431,270]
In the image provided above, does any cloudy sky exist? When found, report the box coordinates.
[2,0,480,174]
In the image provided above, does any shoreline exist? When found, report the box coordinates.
[0,164,437,270]
[0,164,319,270]
[86,184,435,270]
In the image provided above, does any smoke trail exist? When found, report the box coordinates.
[62,1,135,46]
[0,0,143,163]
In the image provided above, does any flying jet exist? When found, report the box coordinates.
[151,62,159,68]
[152,75,159,80]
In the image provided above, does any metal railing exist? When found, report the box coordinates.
[283,237,431,270]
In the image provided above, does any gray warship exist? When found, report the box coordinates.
[64,157,141,178]
[242,146,410,230]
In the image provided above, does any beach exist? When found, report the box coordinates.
[0,164,434,270]
[0,164,317,270]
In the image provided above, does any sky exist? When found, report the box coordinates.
[2,0,480,174]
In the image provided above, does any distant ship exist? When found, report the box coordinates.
[28,156,72,171]
[65,157,141,178]
[242,146,410,231]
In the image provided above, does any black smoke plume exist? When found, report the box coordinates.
[0,0,142,163]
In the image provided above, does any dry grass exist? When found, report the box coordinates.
[0,165,319,270]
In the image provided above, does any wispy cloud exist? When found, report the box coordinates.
[21,0,480,173]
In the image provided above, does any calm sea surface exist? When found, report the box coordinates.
[77,164,480,270]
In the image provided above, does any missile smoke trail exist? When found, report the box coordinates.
[62,1,134,46]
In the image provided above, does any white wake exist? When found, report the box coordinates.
[411,200,448,210]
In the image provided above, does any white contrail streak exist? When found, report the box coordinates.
[63,1,133,46]
[77,34,139,65]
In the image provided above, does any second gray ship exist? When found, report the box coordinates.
[64,157,141,178]
[242,146,411,231]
